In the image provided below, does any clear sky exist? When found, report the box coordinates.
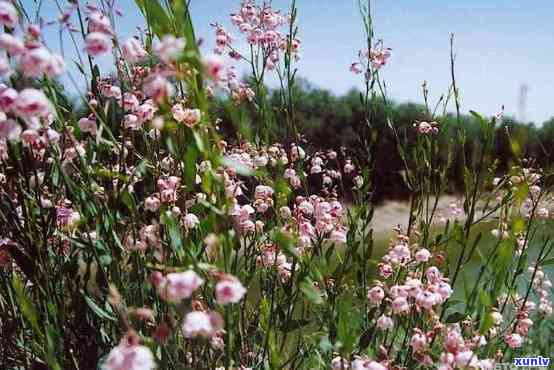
[34,0,554,123]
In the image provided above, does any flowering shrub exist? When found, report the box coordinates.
[0,1,552,369]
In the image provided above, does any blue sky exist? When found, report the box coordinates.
[35,0,554,123]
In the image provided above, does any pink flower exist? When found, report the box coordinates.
[105,335,155,370]
[392,296,409,314]
[56,206,80,229]
[84,32,112,56]
[121,37,147,63]
[144,196,160,212]
[415,248,431,262]
[455,351,477,368]
[476,359,495,370]
[154,35,185,64]
[14,89,51,117]
[215,276,247,305]
[376,315,393,330]
[331,356,349,370]
[329,228,347,244]
[0,33,24,56]
[378,263,393,279]
[183,213,200,229]
[121,92,140,111]
[425,266,442,284]
[415,290,439,310]
[181,108,201,128]
[0,119,20,140]
[171,103,185,122]
[505,333,523,349]
[367,286,385,305]
[135,102,157,123]
[88,11,112,35]
[410,330,428,353]
[203,54,224,81]
[350,62,363,74]
[351,358,386,370]
[389,243,410,264]
[182,310,223,338]
[27,24,41,39]
[366,362,386,370]
[21,129,39,144]
[416,121,438,135]
[436,281,453,301]
[0,1,18,28]
[124,114,141,130]
[157,270,204,302]
[0,57,11,76]
[515,318,533,336]
[144,75,174,103]
[0,87,18,111]
[20,47,65,77]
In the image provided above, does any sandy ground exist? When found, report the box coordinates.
[370,195,464,235]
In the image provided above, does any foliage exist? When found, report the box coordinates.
[0,1,551,370]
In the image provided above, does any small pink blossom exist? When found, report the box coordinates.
[88,11,112,35]
[182,310,223,338]
[367,286,385,305]
[415,248,431,262]
[154,35,185,64]
[376,315,393,330]
[84,32,112,56]
[0,57,11,76]
[19,47,65,77]
[0,119,21,140]
[351,358,386,370]
[392,296,409,314]
[181,108,201,128]
[331,356,349,370]
[183,213,200,229]
[0,1,18,28]
[144,75,174,103]
[105,332,155,370]
[505,333,523,349]
[157,270,204,302]
[215,276,247,305]
[144,196,160,212]
[0,34,24,56]
[121,37,147,63]
[14,89,51,118]
[204,54,224,81]
[410,330,428,353]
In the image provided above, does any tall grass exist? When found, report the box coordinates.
[0,1,552,369]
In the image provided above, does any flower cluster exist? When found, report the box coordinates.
[350,41,391,80]
[213,0,300,69]
[0,1,552,369]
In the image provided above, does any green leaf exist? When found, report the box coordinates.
[84,295,116,322]
[281,319,310,331]
[300,279,323,305]
[274,230,298,258]
[12,273,40,334]
[135,0,171,37]
[445,311,467,323]
[162,212,183,252]
[479,291,491,308]
[337,297,361,353]
[184,145,199,188]
[479,312,495,334]
[120,189,136,214]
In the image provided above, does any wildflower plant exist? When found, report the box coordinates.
[0,0,551,369]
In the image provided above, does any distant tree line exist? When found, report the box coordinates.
[213,79,554,203]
